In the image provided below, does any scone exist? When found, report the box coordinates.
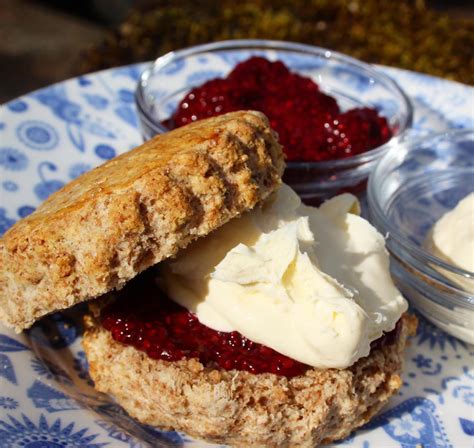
[0,110,416,447]
[83,274,416,447]
[0,110,284,331]
[80,177,415,446]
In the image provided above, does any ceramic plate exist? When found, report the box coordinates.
[0,57,473,448]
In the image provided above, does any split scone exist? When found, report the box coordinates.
[0,110,416,447]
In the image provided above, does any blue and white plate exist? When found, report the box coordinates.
[0,60,473,448]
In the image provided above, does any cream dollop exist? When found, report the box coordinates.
[425,192,474,293]
[161,184,407,369]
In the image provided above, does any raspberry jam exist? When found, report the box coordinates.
[101,271,401,377]
[167,56,392,162]
[101,272,308,377]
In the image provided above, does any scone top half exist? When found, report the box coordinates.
[0,111,285,332]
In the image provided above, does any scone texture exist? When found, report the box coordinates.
[83,312,417,447]
[0,111,284,331]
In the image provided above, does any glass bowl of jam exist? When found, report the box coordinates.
[368,129,474,343]
[136,39,412,202]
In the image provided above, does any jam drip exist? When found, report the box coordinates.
[168,56,392,162]
[101,272,401,378]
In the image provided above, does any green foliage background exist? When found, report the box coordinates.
[81,0,473,84]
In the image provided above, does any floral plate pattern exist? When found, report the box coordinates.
[0,57,473,448]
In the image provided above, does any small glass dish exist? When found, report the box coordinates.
[368,129,474,343]
[135,39,412,202]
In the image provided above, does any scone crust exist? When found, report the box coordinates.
[83,313,417,447]
[0,111,284,331]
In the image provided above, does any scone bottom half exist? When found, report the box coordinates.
[0,110,284,332]
[84,273,417,447]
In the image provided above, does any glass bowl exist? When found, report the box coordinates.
[368,129,474,343]
[135,39,413,202]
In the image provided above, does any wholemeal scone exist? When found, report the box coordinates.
[80,178,414,447]
[0,111,284,332]
[83,296,416,447]
[0,108,415,447]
